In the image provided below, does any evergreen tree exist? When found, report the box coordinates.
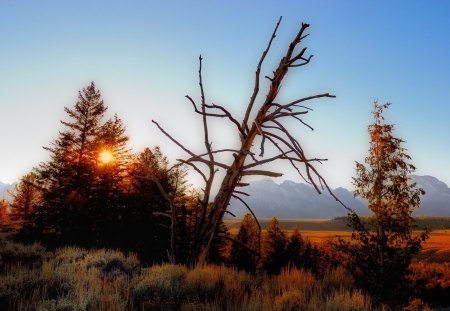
[32,82,127,247]
[341,102,428,306]
[0,199,9,224]
[206,219,230,265]
[10,173,41,222]
[287,227,320,274]
[262,217,288,274]
[95,114,131,196]
[230,213,260,273]
[90,114,132,247]
[127,147,183,262]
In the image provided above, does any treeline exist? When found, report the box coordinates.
[0,83,435,308]
[0,82,340,275]
[0,82,223,264]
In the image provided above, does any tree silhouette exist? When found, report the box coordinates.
[9,172,41,222]
[152,17,347,267]
[32,82,135,247]
[262,217,288,274]
[0,199,9,224]
[340,102,428,306]
[287,227,321,274]
[230,213,260,273]
[128,147,188,263]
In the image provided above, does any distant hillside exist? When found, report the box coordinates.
[0,181,15,202]
[228,175,450,219]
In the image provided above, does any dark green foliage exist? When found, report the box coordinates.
[32,82,109,247]
[340,102,429,307]
[286,227,323,275]
[0,199,9,224]
[0,234,46,267]
[9,173,41,223]
[230,214,260,273]
[262,217,288,274]
[126,147,185,263]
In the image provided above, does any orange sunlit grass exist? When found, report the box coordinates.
[99,150,114,164]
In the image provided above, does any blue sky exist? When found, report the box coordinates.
[0,1,449,189]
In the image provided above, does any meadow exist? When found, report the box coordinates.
[226,218,450,263]
[1,220,450,310]
[0,233,376,311]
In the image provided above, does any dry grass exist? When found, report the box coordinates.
[1,232,448,310]
[0,239,379,311]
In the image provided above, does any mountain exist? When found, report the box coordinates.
[228,175,450,219]
[0,181,16,202]
[412,175,450,216]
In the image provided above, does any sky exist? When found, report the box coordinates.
[0,1,449,190]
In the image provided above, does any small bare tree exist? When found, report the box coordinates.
[153,17,348,267]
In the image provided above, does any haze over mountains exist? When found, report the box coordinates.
[228,175,450,219]
[0,181,15,202]
[2,176,449,218]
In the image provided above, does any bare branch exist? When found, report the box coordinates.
[187,95,244,136]
[152,120,196,157]
[242,170,283,177]
[152,211,171,218]
[232,194,262,256]
[182,156,231,170]
[264,93,335,122]
[205,103,245,136]
[218,233,260,256]
[236,182,250,187]
[224,210,236,217]
[242,16,282,133]
[233,190,250,196]
[175,159,207,182]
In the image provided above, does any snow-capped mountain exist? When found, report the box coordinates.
[228,175,450,219]
[0,181,16,202]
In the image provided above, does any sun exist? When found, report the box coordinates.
[99,150,114,164]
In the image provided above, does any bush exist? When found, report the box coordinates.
[83,249,140,277]
[410,261,450,307]
[0,237,46,267]
[324,289,371,311]
[132,264,188,302]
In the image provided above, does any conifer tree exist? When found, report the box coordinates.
[128,147,184,262]
[262,217,288,274]
[0,199,9,224]
[94,114,131,205]
[33,82,122,246]
[230,213,260,273]
[342,102,428,306]
[287,227,319,274]
[10,173,41,222]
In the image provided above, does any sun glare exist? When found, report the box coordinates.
[99,150,114,164]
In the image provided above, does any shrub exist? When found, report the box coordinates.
[132,264,188,302]
[83,249,140,277]
[324,289,372,311]
[410,261,450,307]
[0,238,46,267]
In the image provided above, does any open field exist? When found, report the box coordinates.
[225,218,450,263]
[225,217,450,233]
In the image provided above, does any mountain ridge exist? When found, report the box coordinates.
[228,175,450,219]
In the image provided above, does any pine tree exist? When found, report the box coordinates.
[262,217,288,274]
[230,213,260,273]
[33,82,120,246]
[127,147,185,262]
[287,227,320,274]
[342,102,428,306]
[0,199,9,224]
[94,114,131,204]
[10,173,41,222]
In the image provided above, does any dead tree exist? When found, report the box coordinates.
[153,17,350,267]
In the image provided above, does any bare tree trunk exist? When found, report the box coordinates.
[153,17,351,267]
